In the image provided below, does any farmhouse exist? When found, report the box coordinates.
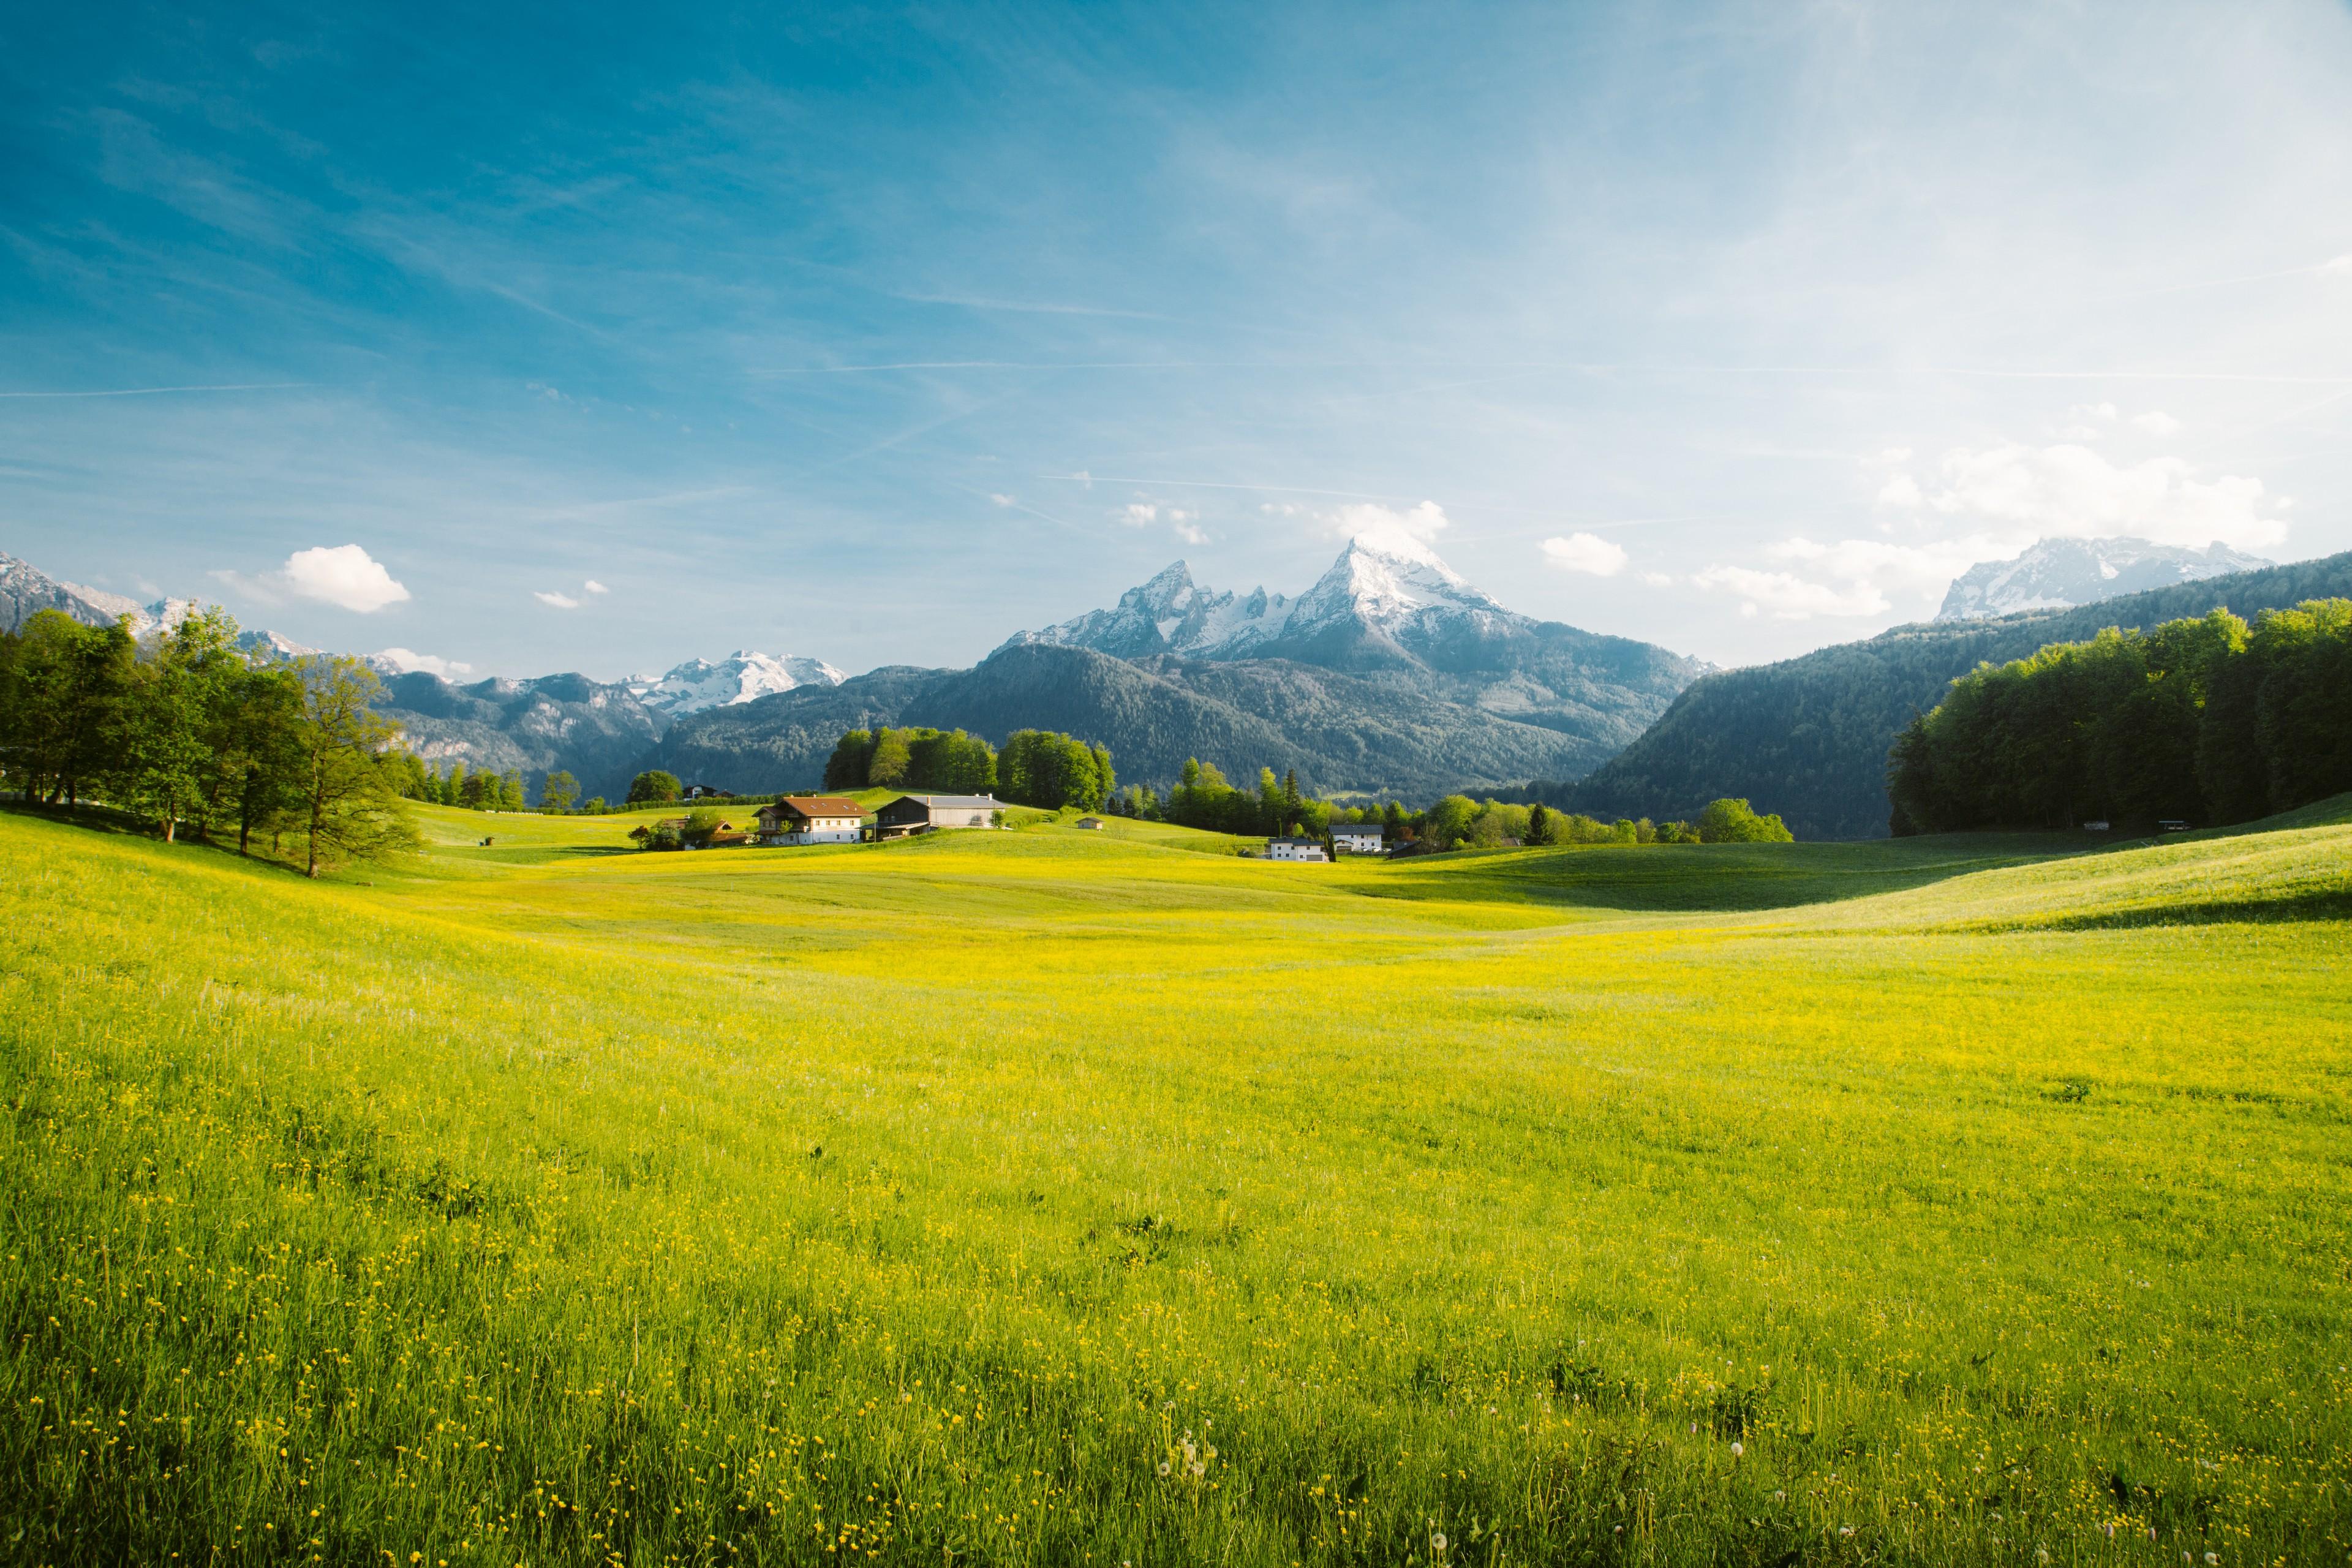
[1074,816,1105,830]
[873,794,1002,839]
[1267,835,1329,862]
[755,795,865,845]
[1330,824,1385,854]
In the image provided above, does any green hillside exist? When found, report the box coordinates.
[1557,548,2352,840]
[4,804,2348,1564]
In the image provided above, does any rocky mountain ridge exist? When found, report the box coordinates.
[1937,537,2272,620]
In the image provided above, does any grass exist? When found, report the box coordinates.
[3,801,2350,1566]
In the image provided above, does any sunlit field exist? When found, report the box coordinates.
[4,801,2349,1566]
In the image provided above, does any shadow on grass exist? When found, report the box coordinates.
[1362,834,2109,914]
[1958,886,2352,933]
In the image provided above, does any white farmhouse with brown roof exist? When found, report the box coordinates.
[756,795,865,845]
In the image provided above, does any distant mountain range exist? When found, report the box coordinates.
[0,549,844,801]
[1937,538,2271,620]
[652,535,1709,799]
[1554,548,2352,839]
[24,532,2326,831]
[627,650,848,717]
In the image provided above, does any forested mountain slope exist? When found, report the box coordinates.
[371,671,669,803]
[1558,549,2352,839]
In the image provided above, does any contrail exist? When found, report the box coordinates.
[0,382,315,399]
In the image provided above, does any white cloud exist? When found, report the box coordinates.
[1875,473,1923,508]
[220,543,410,612]
[1695,565,1888,619]
[1911,442,2286,549]
[1119,502,1158,527]
[1320,500,1451,557]
[583,579,609,595]
[1174,519,1207,545]
[1697,530,2037,622]
[1638,570,1674,587]
[2131,410,2183,436]
[2322,254,2352,276]
[988,492,1015,507]
[533,590,581,609]
[1540,532,1629,576]
[374,647,472,677]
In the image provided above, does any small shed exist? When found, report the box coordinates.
[1074,816,1106,831]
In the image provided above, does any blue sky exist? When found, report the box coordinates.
[4,1,2350,680]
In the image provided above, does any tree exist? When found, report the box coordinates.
[8,610,134,804]
[866,729,913,787]
[541,770,579,812]
[680,806,724,847]
[500,771,526,812]
[628,769,682,805]
[824,731,877,790]
[1422,794,1476,850]
[117,608,241,842]
[215,664,307,856]
[1697,797,1795,843]
[1526,801,1555,846]
[292,658,418,876]
[580,796,606,813]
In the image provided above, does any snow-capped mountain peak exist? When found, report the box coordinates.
[1005,532,1517,667]
[1294,533,1497,630]
[627,650,848,716]
[1936,537,2273,621]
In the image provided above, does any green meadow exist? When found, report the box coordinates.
[4,802,2349,1566]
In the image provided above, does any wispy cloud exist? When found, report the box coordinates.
[0,382,315,399]
[533,590,582,609]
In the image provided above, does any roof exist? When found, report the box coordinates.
[1267,835,1325,846]
[767,794,863,817]
[1332,823,1384,834]
[888,794,1001,810]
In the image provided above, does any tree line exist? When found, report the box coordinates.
[0,608,418,875]
[823,726,1116,810]
[1104,757,1792,847]
[1887,600,2352,834]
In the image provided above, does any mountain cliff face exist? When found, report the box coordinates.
[1937,538,2271,620]
[1,551,133,633]
[1561,549,2352,839]
[665,537,1708,797]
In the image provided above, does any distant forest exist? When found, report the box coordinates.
[1543,549,2352,839]
[1888,600,2352,834]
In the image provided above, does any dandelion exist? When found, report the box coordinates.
[1430,1531,1446,1555]
[1158,1461,1171,1477]
[1728,1442,1743,1458]
[1839,1526,1854,1537]
[1773,1491,1785,1502]
[2206,1556,2218,1566]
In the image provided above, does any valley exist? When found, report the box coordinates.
[4,800,2347,1563]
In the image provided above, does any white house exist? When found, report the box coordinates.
[1267,835,1329,862]
[1330,824,1385,854]
[756,794,865,845]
